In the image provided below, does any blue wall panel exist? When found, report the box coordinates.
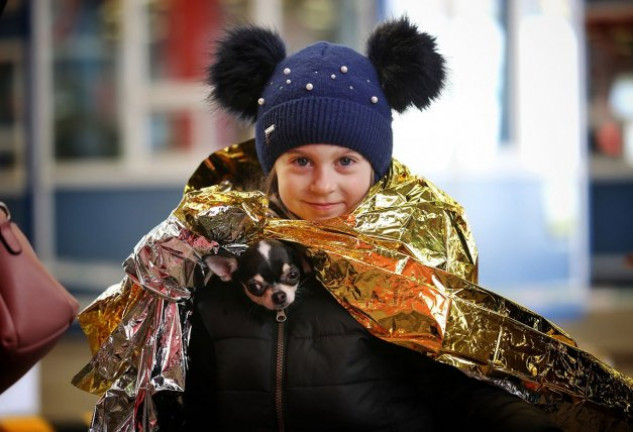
[55,188,183,262]
[590,181,633,254]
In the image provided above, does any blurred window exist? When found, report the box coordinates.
[281,0,378,50]
[147,0,220,82]
[51,0,120,160]
[0,1,28,191]
[47,0,380,184]
[388,0,509,174]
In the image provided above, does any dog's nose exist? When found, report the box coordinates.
[272,291,287,305]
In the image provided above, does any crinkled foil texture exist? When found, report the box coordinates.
[73,140,633,431]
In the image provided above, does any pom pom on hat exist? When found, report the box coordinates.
[208,26,286,121]
[367,17,446,112]
[208,17,446,181]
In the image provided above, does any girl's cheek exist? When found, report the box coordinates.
[277,172,295,193]
[288,165,310,175]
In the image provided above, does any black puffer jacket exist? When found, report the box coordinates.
[182,274,562,432]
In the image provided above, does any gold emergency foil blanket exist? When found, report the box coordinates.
[73,140,633,431]
[261,220,633,430]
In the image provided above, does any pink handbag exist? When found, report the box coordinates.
[0,202,79,393]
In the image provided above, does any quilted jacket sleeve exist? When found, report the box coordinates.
[415,355,563,432]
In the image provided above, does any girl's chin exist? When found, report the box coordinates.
[294,203,346,220]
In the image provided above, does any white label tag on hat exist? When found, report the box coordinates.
[265,124,275,145]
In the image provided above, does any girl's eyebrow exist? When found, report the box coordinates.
[284,148,363,158]
[284,149,309,157]
[338,150,364,159]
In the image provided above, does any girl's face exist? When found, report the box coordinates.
[273,144,373,220]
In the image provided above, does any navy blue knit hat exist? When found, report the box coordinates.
[208,17,446,181]
[255,42,392,178]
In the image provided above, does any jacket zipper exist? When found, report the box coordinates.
[275,309,287,432]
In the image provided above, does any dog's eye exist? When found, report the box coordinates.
[247,281,265,296]
[285,267,300,284]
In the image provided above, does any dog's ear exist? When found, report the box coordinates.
[298,252,312,275]
[287,243,312,275]
[205,255,238,282]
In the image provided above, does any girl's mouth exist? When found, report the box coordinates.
[306,202,340,211]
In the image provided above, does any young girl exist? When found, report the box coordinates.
[73,17,630,432]
[175,17,561,431]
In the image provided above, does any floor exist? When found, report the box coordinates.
[40,331,98,428]
[557,287,633,378]
[3,287,633,430]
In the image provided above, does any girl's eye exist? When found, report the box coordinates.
[339,157,354,166]
[294,157,310,167]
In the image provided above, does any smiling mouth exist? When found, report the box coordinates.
[306,202,340,209]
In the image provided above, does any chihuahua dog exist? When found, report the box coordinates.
[205,239,308,310]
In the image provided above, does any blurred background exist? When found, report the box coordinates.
[1,0,632,430]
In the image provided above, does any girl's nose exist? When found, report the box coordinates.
[309,166,334,194]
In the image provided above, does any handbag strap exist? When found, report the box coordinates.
[0,201,23,255]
